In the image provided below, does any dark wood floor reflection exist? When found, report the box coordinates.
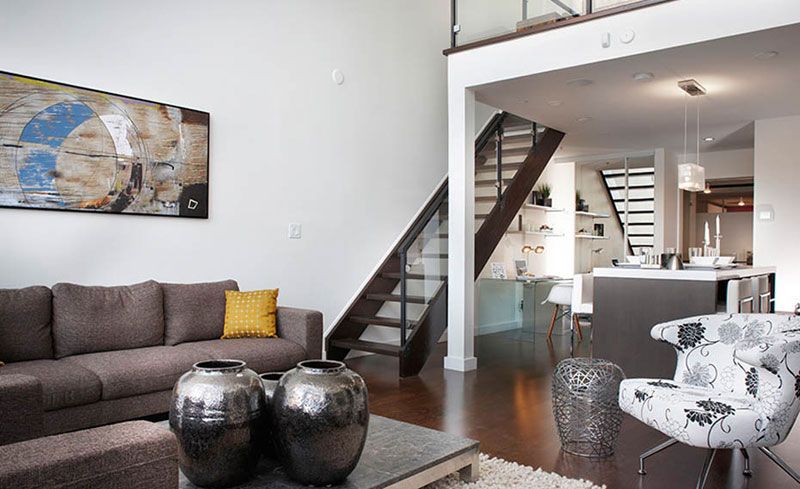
[345,329,800,489]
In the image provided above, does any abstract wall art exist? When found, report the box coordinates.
[0,71,209,218]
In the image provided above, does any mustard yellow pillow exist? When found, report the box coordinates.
[222,289,279,339]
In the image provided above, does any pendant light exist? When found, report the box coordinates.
[678,79,706,192]
[738,196,745,207]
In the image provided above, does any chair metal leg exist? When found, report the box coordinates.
[638,438,679,475]
[695,449,717,489]
[740,448,752,477]
[759,446,800,483]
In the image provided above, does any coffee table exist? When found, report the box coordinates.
[159,415,479,489]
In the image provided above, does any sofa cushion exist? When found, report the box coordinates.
[0,360,101,411]
[177,338,306,375]
[51,281,164,358]
[162,280,239,346]
[63,346,199,400]
[0,286,54,363]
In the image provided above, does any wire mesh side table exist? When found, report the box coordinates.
[552,357,625,457]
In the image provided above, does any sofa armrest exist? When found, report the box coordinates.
[0,374,43,445]
[0,420,178,489]
[277,307,323,358]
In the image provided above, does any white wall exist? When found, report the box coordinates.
[754,115,800,311]
[0,0,449,331]
[701,148,754,180]
[694,212,753,262]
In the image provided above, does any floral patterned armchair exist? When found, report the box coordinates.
[618,314,800,487]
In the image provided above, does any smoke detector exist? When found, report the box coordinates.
[678,79,706,96]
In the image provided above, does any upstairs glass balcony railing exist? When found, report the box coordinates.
[450,0,658,49]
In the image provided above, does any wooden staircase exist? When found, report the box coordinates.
[326,112,565,376]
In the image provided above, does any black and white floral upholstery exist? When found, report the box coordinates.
[619,314,800,449]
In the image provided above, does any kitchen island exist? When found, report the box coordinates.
[592,265,776,379]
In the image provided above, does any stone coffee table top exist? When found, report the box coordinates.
[159,415,480,489]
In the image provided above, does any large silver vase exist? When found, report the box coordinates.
[170,360,266,488]
[272,360,369,486]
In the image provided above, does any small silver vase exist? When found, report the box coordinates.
[170,359,266,488]
[259,371,285,459]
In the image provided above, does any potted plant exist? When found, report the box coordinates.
[536,183,552,207]
[576,190,587,212]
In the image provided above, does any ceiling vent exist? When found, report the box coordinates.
[678,79,707,96]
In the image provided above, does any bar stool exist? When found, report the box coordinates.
[545,283,581,340]
[751,275,771,313]
[726,279,754,313]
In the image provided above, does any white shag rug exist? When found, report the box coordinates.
[425,454,606,489]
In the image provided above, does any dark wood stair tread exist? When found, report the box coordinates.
[329,338,401,357]
[478,146,531,158]
[475,178,514,187]
[348,315,416,328]
[475,162,523,174]
[366,293,428,304]
[381,272,447,280]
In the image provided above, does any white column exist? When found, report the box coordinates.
[445,85,477,372]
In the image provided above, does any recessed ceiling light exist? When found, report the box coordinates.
[547,100,563,107]
[576,116,593,123]
[703,136,715,142]
[754,50,779,60]
[566,78,593,87]
[632,72,655,82]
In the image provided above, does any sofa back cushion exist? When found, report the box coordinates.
[0,286,54,362]
[162,280,239,345]
[51,280,164,358]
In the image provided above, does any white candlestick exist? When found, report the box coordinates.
[715,215,722,252]
[716,215,720,236]
[704,221,710,246]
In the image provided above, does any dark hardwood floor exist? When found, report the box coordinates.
[345,329,800,488]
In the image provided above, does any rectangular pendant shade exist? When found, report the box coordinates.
[678,163,705,192]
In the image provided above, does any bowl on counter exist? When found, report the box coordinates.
[689,256,736,267]
[690,256,718,266]
[717,256,735,266]
[626,255,643,264]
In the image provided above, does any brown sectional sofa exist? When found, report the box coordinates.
[0,279,323,443]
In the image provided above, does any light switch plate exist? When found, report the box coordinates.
[289,223,302,239]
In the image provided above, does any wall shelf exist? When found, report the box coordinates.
[575,234,610,240]
[524,204,564,212]
[575,211,610,218]
[505,230,564,237]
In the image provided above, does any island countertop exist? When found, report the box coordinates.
[592,265,776,282]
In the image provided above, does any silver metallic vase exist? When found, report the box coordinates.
[258,371,285,459]
[169,360,266,488]
[272,360,369,486]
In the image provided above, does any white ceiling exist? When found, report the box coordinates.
[475,23,800,158]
